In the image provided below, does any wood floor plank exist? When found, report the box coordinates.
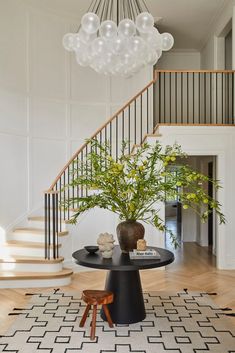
[0,243,234,334]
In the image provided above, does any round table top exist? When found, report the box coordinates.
[72,245,174,271]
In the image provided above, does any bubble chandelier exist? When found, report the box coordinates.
[63,0,174,77]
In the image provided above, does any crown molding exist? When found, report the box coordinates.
[163,48,200,54]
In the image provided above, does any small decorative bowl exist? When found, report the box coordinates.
[84,246,99,254]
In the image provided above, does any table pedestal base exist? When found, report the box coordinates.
[101,270,146,324]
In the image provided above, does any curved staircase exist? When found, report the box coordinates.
[1,69,234,287]
[0,216,72,288]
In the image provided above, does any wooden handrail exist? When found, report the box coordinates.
[156,70,235,73]
[46,69,158,192]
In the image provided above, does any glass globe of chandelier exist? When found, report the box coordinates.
[63,0,174,77]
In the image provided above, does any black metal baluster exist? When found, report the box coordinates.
[210,73,212,124]
[175,72,177,123]
[222,73,224,124]
[110,121,112,156]
[105,125,107,144]
[159,73,161,123]
[164,72,166,123]
[85,145,88,197]
[63,172,66,221]
[169,73,172,124]
[181,72,183,123]
[67,168,70,220]
[147,88,149,133]
[55,182,59,235]
[229,73,233,124]
[100,130,102,145]
[59,178,62,232]
[72,159,75,209]
[44,193,48,259]
[216,73,218,124]
[140,94,143,142]
[90,142,93,183]
[134,100,137,144]
[81,151,84,197]
[104,128,108,168]
[122,110,125,142]
[193,72,195,124]
[227,73,229,124]
[98,134,102,171]
[187,72,189,124]
[199,73,201,124]
[56,192,59,258]
[128,105,131,153]
[116,117,118,161]
[52,193,56,259]
[76,156,79,209]
[204,73,206,123]
[232,73,234,124]
[48,194,51,260]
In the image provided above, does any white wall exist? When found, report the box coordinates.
[201,0,235,69]
[201,37,217,69]
[0,0,152,231]
[156,51,201,70]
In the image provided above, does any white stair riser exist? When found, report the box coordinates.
[0,246,60,258]
[9,233,45,243]
[10,232,67,243]
[0,262,63,273]
[0,276,71,289]
[28,221,67,231]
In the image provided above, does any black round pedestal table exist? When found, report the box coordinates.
[72,246,174,324]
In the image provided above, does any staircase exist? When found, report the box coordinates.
[0,216,72,288]
[1,69,234,287]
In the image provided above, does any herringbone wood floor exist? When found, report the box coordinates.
[0,243,234,334]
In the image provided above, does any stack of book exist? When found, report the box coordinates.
[129,248,161,260]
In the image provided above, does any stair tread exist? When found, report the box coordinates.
[14,227,45,233]
[28,216,68,224]
[4,240,62,248]
[0,256,64,263]
[13,227,68,236]
[0,268,73,280]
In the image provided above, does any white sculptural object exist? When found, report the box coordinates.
[97,232,115,258]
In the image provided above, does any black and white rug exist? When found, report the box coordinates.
[0,290,234,353]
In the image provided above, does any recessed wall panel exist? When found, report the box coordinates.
[70,57,107,103]
[30,98,67,139]
[29,11,67,99]
[70,103,107,140]
[0,89,28,134]
[0,134,28,228]
[31,138,66,208]
[0,0,27,92]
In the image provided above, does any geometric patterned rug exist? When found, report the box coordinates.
[0,290,234,353]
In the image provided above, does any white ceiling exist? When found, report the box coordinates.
[26,0,229,50]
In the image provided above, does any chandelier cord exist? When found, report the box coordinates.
[130,0,137,20]
[85,0,150,25]
[140,0,149,12]
[93,0,103,16]
[132,0,140,18]
[90,0,99,13]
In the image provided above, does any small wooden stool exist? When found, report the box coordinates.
[79,290,114,340]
